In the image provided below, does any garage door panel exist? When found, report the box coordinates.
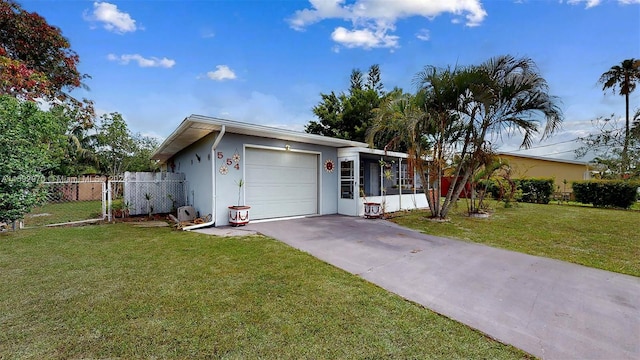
[246,167,316,184]
[247,184,316,198]
[249,200,317,219]
[245,148,319,220]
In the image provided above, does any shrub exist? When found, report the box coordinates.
[516,178,555,204]
[479,178,553,204]
[572,180,639,209]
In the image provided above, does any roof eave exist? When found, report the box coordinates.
[152,115,369,163]
[496,152,589,166]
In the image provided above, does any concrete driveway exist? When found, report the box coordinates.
[245,215,640,360]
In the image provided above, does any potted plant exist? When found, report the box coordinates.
[361,189,382,219]
[144,193,153,219]
[120,201,130,219]
[229,179,250,226]
[112,202,123,219]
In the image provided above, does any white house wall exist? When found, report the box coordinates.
[359,193,429,216]
[169,132,340,227]
[169,133,215,219]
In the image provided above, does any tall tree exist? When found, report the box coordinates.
[0,95,66,223]
[598,58,640,171]
[46,99,99,176]
[411,65,467,216]
[306,64,386,147]
[349,69,363,92]
[576,110,640,179]
[96,113,136,177]
[95,112,159,176]
[367,89,433,211]
[365,64,384,96]
[369,67,467,218]
[0,0,87,101]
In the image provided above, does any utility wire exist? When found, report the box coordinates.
[531,149,580,157]
[508,138,580,152]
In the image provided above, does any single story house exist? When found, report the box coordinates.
[495,152,592,194]
[151,115,429,228]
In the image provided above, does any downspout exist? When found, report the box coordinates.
[183,125,226,231]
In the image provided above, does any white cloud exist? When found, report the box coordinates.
[288,0,486,50]
[331,26,399,49]
[567,0,640,7]
[206,65,237,81]
[107,54,176,68]
[288,0,351,30]
[416,28,430,41]
[567,0,602,8]
[85,2,138,34]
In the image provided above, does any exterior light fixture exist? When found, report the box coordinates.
[285,144,291,151]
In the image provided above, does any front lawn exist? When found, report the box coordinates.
[0,224,529,359]
[389,202,640,277]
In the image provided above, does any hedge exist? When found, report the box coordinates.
[572,180,639,209]
[516,178,555,204]
[478,178,554,204]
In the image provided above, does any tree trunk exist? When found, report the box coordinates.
[623,92,630,173]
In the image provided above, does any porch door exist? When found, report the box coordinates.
[338,156,359,216]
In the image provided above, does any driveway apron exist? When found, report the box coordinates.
[245,215,640,360]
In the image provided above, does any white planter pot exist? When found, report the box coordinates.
[364,202,382,219]
[228,206,250,226]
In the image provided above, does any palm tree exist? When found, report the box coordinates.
[412,65,468,217]
[438,55,562,218]
[599,58,640,170]
[369,56,562,219]
[368,68,466,218]
[367,91,433,211]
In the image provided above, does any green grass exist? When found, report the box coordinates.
[0,224,530,359]
[389,202,640,277]
[24,200,103,227]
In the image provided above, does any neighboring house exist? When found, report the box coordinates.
[151,115,429,228]
[495,152,592,194]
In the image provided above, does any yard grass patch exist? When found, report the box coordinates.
[389,202,640,277]
[24,200,103,227]
[0,224,530,359]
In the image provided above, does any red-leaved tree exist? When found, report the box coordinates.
[0,0,87,101]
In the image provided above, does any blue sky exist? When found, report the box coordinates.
[21,0,640,160]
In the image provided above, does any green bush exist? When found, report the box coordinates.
[477,179,500,198]
[478,178,553,204]
[572,180,639,209]
[516,178,555,204]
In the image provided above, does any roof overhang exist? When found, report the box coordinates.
[338,147,433,161]
[152,115,369,163]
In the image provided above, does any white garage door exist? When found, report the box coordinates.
[245,148,318,220]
